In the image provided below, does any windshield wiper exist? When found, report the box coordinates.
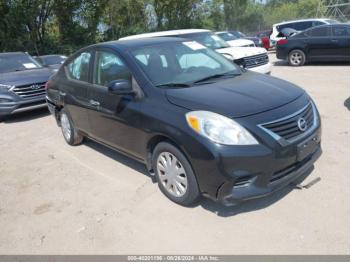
[156,82,192,88]
[193,72,240,85]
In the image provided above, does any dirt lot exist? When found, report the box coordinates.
[0,54,349,254]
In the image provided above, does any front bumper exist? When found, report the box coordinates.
[218,141,321,206]
[248,62,271,74]
[0,92,47,116]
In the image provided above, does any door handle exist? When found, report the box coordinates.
[89,99,100,106]
[331,39,338,42]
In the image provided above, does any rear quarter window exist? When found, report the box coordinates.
[67,52,91,82]
[310,26,330,37]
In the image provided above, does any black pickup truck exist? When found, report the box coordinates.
[0,52,54,121]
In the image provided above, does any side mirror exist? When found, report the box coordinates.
[107,79,133,95]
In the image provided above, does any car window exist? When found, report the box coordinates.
[94,51,131,86]
[332,26,350,37]
[184,32,230,50]
[218,32,237,41]
[179,53,221,70]
[131,41,240,86]
[294,21,313,31]
[277,23,295,31]
[310,26,330,37]
[67,52,91,82]
[313,21,325,27]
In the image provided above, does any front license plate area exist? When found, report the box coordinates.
[297,135,320,161]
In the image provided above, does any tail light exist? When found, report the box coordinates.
[277,39,288,45]
[45,80,52,90]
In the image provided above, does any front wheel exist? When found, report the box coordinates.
[152,142,201,206]
[288,49,306,66]
[60,109,83,146]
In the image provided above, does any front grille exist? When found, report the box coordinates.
[260,103,316,142]
[12,82,46,99]
[242,53,269,69]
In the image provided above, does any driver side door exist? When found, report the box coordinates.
[87,48,143,159]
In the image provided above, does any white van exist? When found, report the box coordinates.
[120,29,271,74]
[271,18,338,42]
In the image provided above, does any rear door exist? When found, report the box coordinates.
[61,50,93,133]
[306,26,333,60]
[87,48,144,159]
[330,25,350,60]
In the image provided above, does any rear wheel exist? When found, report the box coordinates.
[152,142,201,206]
[60,109,83,146]
[288,49,306,66]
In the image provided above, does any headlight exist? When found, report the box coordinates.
[186,111,259,145]
[0,84,14,91]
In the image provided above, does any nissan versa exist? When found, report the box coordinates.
[46,37,322,206]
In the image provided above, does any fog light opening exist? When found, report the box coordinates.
[233,175,254,189]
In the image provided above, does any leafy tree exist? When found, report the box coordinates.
[223,0,248,30]
[153,0,203,30]
[104,0,148,40]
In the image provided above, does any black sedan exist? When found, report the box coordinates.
[46,37,322,207]
[277,23,350,66]
[0,52,54,120]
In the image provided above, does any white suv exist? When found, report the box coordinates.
[120,29,271,74]
[271,18,338,43]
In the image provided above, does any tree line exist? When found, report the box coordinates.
[0,0,326,55]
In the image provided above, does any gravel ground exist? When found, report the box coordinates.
[0,54,349,254]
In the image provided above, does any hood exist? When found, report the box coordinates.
[166,72,305,118]
[226,39,255,47]
[0,68,54,86]
[216,46,267,60]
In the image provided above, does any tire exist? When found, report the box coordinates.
[0,115,7,122]
[152,142,201,206]
[59,108,83,146]
[288,49,306,66]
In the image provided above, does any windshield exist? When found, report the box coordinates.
[231,31,246,38]
[183,32,230,50]
[0,53,43,73]
[131,41,241,87]
[326,19,339,24]
[41,55,66,66]
[217,32,238,41]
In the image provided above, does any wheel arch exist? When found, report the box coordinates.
[145,134,193,175]
[288,48,308,62]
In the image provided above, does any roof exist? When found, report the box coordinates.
[273,18,335,26]
[119,29,210,41]
[39,54,66,58]
[98,36,188,49]
[0,52,27,57]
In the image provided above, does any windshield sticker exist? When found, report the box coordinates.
[183,41,206,50]
[23,63,37,69]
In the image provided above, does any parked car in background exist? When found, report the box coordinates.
[227,30,263,47]
[46,37,322,206]
[271,18,339,43]
[120,29,271,74]
[256,30,272,50]
[276,24,350,66]
[216,31,256,47]
[0,52,53,121]
[35,55,67,70]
